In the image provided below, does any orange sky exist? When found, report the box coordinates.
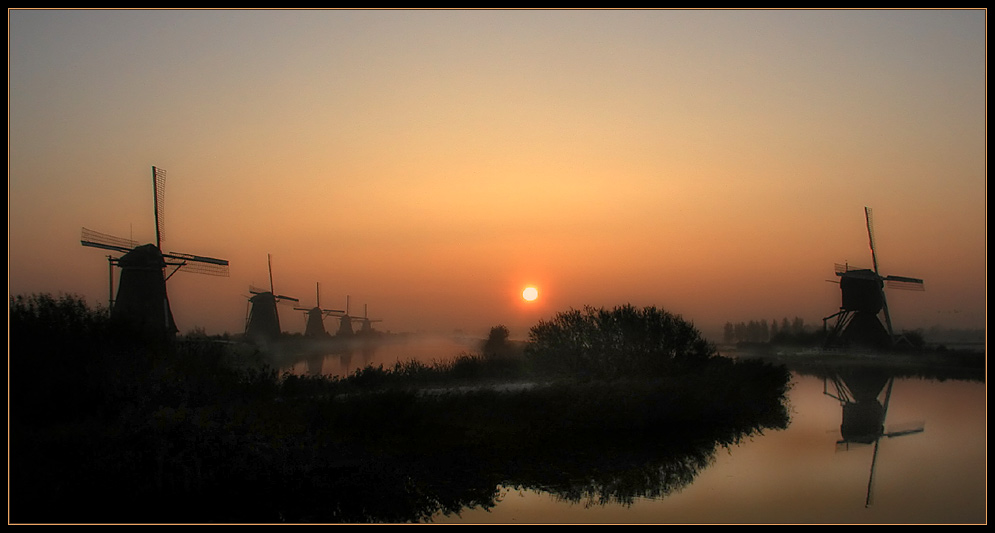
[8,9,987,340]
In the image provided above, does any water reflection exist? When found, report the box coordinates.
[259,375,790,523]
[436,361,985,524]
[822,367,925,508]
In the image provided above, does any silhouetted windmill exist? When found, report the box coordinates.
[294,282,344,337]
[245,254,298,341]
[823,207,924,350]
[335,295,358,337]
[357,304,383,334]
[80,166,229,340]
[823,368,925,507]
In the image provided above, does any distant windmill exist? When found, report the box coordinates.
[293,282,344,337]
[357,304,383,334]
[80,166,229,340]
[245,254,298,341]
[823,368,925,507]
[335,295,357,337]
[823,207,924,350]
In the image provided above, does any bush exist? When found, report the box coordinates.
[525,304,716,379]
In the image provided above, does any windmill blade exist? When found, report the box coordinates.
[152,166,166,249]
[164,251,229,267]
[249,285,270,295]
[274,294,300,304]
[162,250,229,277]
[864,208,896,336]
[884,276,925,291]
[884,426,925,438]
[80,227,138,254]
[164,258,230,277]
[865,206,879,274]
[267,253,275,294]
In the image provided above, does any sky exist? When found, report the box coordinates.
[8,9,987,340]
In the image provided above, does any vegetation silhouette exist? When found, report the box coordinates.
[481,324,514,359]
[526,305,715,379]
[10,294,790,523]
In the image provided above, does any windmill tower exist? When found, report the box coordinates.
[80,166,229,341]
[245,254,298,341]
[823,207,924,350]
[293,282,344,337]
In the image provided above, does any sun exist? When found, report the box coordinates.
[522,287,539,302]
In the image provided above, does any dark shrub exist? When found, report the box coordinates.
[525,304,716,379]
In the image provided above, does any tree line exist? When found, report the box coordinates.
[722,317,813,344]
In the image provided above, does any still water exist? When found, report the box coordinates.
[278,340,986,524]
[436,373,986,524]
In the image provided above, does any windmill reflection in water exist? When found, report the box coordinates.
[823,368,925,507]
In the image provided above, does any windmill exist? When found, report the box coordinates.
[334,295,358,337]
[80,166,229,340]
[823,207,924,350]
[823,368,925,507]
[357,304,383,335]
[245,254,299,341]
[293,282,345,337]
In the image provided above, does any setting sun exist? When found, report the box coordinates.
[522,287,539,302]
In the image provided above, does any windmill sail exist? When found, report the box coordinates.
[81,227,139,254]
[164,251,230,277]
[884,275,925,291]
[865,207,879,275]
[153,165,166,249]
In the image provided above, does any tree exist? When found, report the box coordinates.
[525,305,716,379]
[482,324,512,359]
